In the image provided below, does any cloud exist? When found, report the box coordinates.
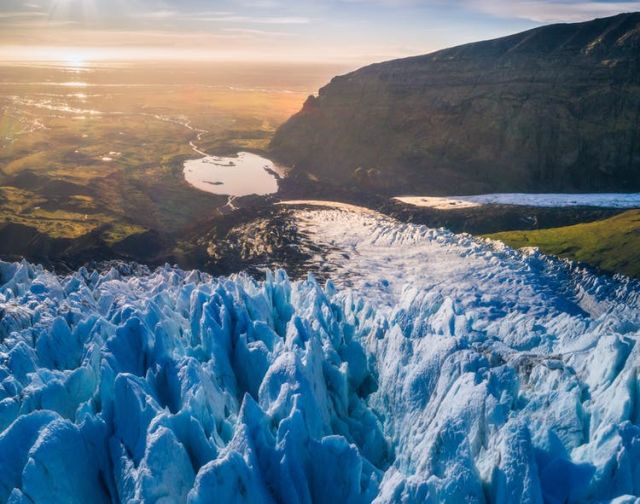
[0,1,313,28]
[338,0,640,22]
[464,0,640,22]
[2,0,638,66]
[192,14,311,24]
[130,10,182,19]
[4,0,640,25]
[252,16,310,23]
[0,11,46,19]
[222,27,296,36]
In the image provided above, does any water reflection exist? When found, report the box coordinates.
[183,152,286,197]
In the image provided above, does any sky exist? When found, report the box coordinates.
[1,0,639,65]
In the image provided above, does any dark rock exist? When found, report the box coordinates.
[270,13,640,195]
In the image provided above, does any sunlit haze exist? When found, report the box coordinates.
[2,0,640,66]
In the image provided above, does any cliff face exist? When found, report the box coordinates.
[270,13,640,195]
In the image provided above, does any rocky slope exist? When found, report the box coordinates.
[270,13,640,195]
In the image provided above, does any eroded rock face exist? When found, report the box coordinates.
[270,13,640,195]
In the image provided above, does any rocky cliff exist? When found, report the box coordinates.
[270,13,640,195]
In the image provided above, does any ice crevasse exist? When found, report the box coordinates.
[0,207,640,503]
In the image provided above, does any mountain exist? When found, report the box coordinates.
[270,13,640,195]
[1,205,640,502]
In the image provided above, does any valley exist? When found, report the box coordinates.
[0,61,334,268]
[2,17,640,280]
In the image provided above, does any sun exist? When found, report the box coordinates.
[64,53,87,70]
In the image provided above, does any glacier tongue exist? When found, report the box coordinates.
[1,205,640,503]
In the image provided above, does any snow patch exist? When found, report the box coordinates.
[395,193,640,209]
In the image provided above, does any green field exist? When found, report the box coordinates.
[486,210,640,278]
[0,63,314,245]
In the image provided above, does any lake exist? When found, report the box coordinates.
[183,152,286,197]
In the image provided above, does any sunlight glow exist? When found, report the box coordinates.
[65,54,87,68]
[60,81,89,87]
[64,53,88,70]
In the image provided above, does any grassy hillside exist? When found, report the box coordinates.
[486,210,640,278]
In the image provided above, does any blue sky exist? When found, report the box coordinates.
[1,0,639,64]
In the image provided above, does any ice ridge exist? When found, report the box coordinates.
[0,208,639,503]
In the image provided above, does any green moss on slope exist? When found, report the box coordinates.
[486,210,640,278]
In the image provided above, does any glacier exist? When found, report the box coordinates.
[0,204,639,503]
